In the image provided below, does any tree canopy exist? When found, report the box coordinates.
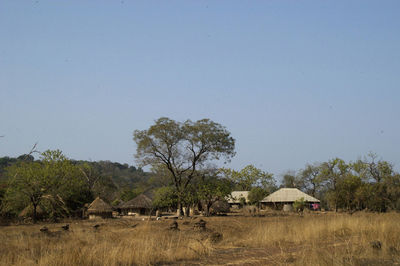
[3,150,91,222]
[133,117,235,215]
[221,165,276,192]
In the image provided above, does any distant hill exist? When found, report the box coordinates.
[0,155,158,203]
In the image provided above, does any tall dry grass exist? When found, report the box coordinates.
[210,212,400,265]
[0,219,214,266]
[1,212,400,265]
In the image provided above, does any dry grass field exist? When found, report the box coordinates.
[1,212,400,265]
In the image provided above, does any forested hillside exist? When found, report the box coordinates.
[0,155,158,207]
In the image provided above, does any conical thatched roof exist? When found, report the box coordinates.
[261,188,320,203]
[87,197,113,213]
[120,194,152,209]
[19,205,44,217]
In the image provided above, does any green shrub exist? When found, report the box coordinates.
[293,197,306,212]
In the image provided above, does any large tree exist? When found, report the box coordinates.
[299,163,323,196]
[133,117,235,216]
[280,170,302,189]
[319,158,349,211]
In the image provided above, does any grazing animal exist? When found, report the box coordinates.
[93,224,100,229]
[40,226,48,232]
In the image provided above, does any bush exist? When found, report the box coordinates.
[293,198,306,212]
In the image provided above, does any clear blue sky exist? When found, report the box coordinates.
[1,1,399,177]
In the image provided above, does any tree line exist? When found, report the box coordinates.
[281,154,400,212]
[1,117,399,222]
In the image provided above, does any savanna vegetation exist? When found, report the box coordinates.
[1,117,400,265]
[0,212,399,265]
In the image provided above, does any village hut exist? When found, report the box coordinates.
[87,197,113,219]
[226,191,249,208]
[119,194,153,216]
[261,188,320,211]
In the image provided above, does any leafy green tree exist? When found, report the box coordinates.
[319,158,349,211]
[3,150,89,222]
[335,174,362,210]
[351,153,399,212]
[152,186,178,209]
[196,173,232,216]
[293,197,306,212]
[248,187,267,210]
[221,165,275,192]
[133,117,235,216]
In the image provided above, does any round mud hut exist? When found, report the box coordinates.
[87,197,113,219]
[119,194,153,216]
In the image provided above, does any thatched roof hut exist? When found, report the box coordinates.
[119,194,153,215]
[261,188,320,211]
[87,197,113,219]
[261,188,320,203]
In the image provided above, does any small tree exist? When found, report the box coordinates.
[293,197,307,212]
[152,186,178,210]
[197,175,232,216]
[248,187,267,211]
[239,197,247,207]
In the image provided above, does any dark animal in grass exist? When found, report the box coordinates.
[370,240,382,250]
[93,224,100,229]
[61,224,69,231]
[40,226,48,232]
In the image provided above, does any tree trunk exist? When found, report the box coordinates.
[184,205,190,217]
[204,201,212,217]
[176,201,183,217]
[32,202,38,223]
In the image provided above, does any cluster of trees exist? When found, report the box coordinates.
[1,150,92,222]
[0,152,153,222]
[1,117,399,223]
[281,154,400,212]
